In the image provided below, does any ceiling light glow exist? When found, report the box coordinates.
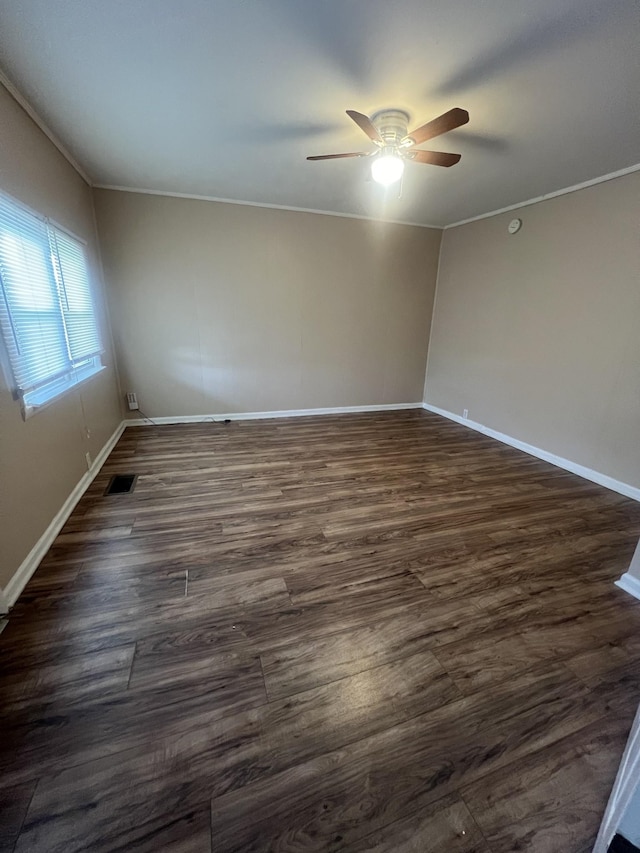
[371,154,404,186]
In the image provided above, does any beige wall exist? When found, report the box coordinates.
[94,190,441,416]
[425,171,640,489]
[0,84,122,593]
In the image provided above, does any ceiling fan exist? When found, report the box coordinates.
[307,107,469,186]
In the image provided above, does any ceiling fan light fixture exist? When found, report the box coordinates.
[371,152,405,186]
[307,106,468,182]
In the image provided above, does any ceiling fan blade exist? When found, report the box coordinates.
[403,108,469,146]
[409,150,461,167]
[346,110,383,144]
[307,152,369,160]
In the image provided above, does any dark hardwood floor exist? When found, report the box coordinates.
[2,409,640,852]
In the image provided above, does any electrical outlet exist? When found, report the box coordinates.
[463,409,469,419]
[84,426,91,439]
[126,392,139,411]
[85,451,92,470]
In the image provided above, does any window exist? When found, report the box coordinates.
[0,192,103,418]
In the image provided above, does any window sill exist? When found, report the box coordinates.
[21,364,106,421]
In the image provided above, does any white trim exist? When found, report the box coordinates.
[22,364,106,420]
[615,573,640,603]
[444,163,640,229]
[92,184,443,231]
[2,420,125,608]
[0,68,92,186]
[0,588,9,616]
[125,402,423,426]
[422,403,640,502]
[593,704,640,852]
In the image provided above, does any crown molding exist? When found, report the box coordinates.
[0,67,92,185]
[3,62,636,230]
[91,184,444,230]
[444,163,640,229]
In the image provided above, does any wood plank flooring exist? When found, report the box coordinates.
[2,409,640,852]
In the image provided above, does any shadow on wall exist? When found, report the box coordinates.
[134,349,305,416]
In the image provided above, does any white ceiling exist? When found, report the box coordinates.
[0,0,638,227]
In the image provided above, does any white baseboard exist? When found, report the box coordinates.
[124,402,423,426]
[422,402,640,502]
[615,573,640,602]
[2,420,126,611]
[5,403,635,614]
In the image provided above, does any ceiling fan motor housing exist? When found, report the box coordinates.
[371,109,410,147]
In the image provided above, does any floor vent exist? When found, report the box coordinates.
[105,474,138,495]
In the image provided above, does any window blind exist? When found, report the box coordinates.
[0,192,103,413]
[50,226,102,362]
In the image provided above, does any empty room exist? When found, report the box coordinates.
[1,1,640,851]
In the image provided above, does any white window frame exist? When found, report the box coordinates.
[0,190,105,420]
